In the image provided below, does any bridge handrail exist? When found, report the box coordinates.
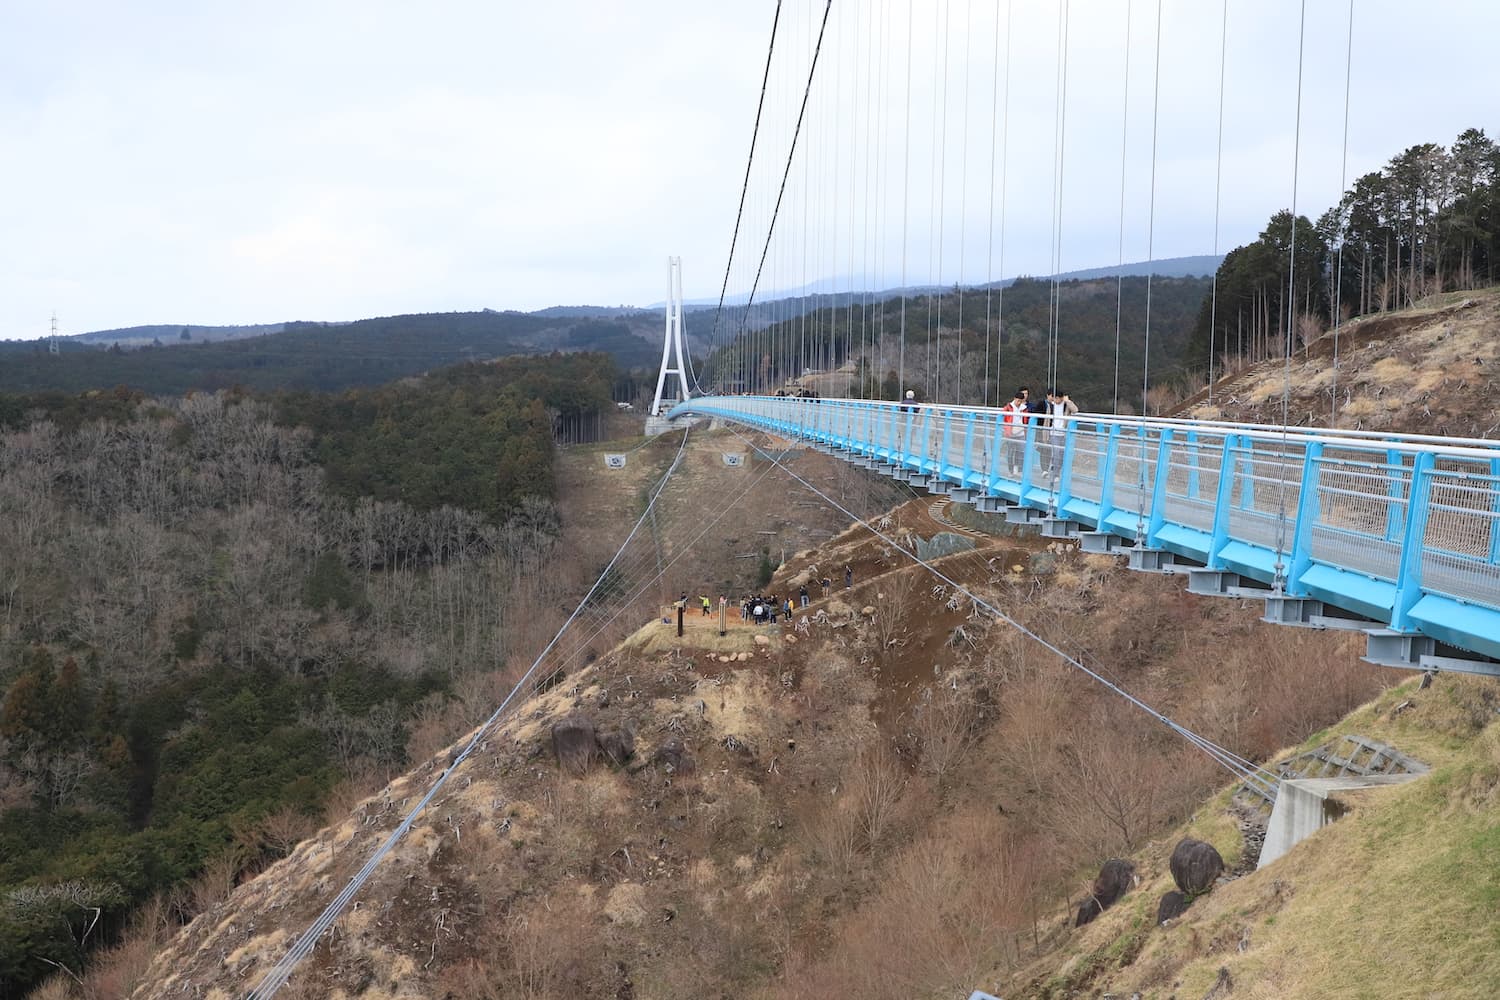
[667,393,1500,664]
[676,395,1500,460]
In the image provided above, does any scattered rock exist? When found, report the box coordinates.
[1156,889,1190,925]
[552,712,597,775]
[737,652,752,662]
[1170,838,1225,896]
[652,737,695,775]
[753,634,770,647]
[1201,966,1233,1000]
[719,655,732,662]
[861,605,877,616]
[596,726,636,766]
[784,635,797,645]
[1075,858,1135,926]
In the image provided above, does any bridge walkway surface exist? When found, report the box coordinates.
[668,395,1500,676]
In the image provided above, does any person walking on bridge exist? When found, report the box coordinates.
[1002,390,1029,477]
[1044,388,1078,473]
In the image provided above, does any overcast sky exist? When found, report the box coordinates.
[3,0,1497,340]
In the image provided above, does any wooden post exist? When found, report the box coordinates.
[677,605,684,638]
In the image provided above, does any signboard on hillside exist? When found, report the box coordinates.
[722,453,745,467]
[604,454,627,469]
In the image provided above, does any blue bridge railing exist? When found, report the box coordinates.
[668,395,1500,672]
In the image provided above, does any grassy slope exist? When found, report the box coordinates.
[1001,674,1500,1000]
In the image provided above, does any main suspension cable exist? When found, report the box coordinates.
[709,2,785,357]
[1112,0,1133,415]
[738,0,834,343]
[1330,0,1355,428]
[1273,0,1309,594]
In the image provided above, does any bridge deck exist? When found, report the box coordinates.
[669,395,1500,673]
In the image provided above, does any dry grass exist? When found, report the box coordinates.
[1003,674,1500,999]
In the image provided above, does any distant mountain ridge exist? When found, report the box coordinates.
[72,322,287,346]
[45,255,1221,348]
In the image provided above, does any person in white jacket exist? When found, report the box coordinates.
[1043,388,1078,473]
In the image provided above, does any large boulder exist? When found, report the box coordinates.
[1169,838,1225,896]
[1074,858,1135,927]
[551,712,596,775]
[1156,889,1190,925]
[914,531,977,561]
[596,726,636,766]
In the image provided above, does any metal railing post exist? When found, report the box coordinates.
[1391,451,1436,632]
[940,409,955,486]
[1285,442,1324,596]
[1207,434,1239,570]
[1146,428,1173,545]
[962,412,977,490]
[1490,458,1500,564]
[1056,417,1077,514]
[1097,423,1123,530]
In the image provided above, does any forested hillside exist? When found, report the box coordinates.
[1185,127,1500,377]
[711,274,1211,411]
[0,350,627,993]
[277,353,617,521]
[0,311,660,396]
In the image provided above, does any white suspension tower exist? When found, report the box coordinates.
[650,256,691,416]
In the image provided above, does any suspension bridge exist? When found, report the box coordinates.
[668,394,1500,675]
[242,1,1500,994]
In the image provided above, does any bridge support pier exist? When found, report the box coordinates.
[1004,505,1046,526]
[1040,517,1080,539]
[946,487,978,503]
[1188,569,1269,599]
[1079,530,1124,553]
[1263,596,1372,630]
[1126,547,1181,573]
[1363,630,1438,670]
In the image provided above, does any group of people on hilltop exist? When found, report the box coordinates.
[734,565,853,625]
[741,593,791,625]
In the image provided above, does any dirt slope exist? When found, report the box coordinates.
[126,476,1397,999]
[1178,287,1500,437]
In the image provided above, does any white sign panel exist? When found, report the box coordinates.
[722,453,745,467]
[604,454,627,469]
